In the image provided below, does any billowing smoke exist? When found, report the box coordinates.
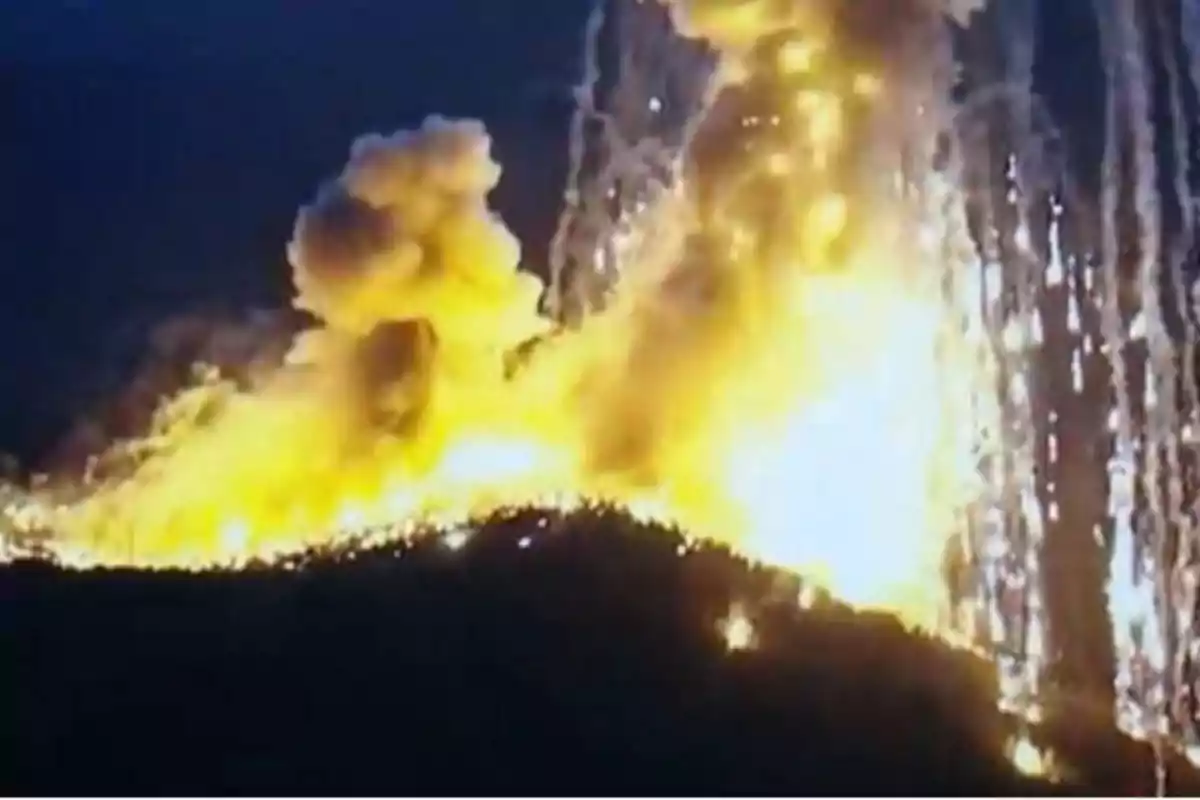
[49,118,564,560]
[661,0,986,68]
[662,0,987,45]
[289,116,545,347]
[284,115,551,441]
[43,310,296,481]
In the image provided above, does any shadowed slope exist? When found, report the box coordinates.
[1,507,1191,794]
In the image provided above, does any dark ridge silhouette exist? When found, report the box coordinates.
[3,507,1195,794]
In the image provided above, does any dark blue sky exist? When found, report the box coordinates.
[0,1,585,65]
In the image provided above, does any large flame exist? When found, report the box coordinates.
[7,0,996,634]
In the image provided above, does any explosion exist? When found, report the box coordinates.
[16,0,1200,783]
[6,0,997,640]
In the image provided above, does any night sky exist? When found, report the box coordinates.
[0,0,1102,464]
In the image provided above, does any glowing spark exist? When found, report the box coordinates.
[443,528,471,551]
[1007,732,1052,779]
[720,605,756,651]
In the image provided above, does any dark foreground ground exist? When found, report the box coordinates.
[1,507,1196,795]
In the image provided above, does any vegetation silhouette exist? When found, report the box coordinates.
[3,506,1197,794]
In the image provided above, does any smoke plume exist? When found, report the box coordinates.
[289,115,547,347]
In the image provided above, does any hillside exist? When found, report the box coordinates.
[2,507,1191,794]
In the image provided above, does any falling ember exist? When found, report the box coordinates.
[1007,732,1054,781]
